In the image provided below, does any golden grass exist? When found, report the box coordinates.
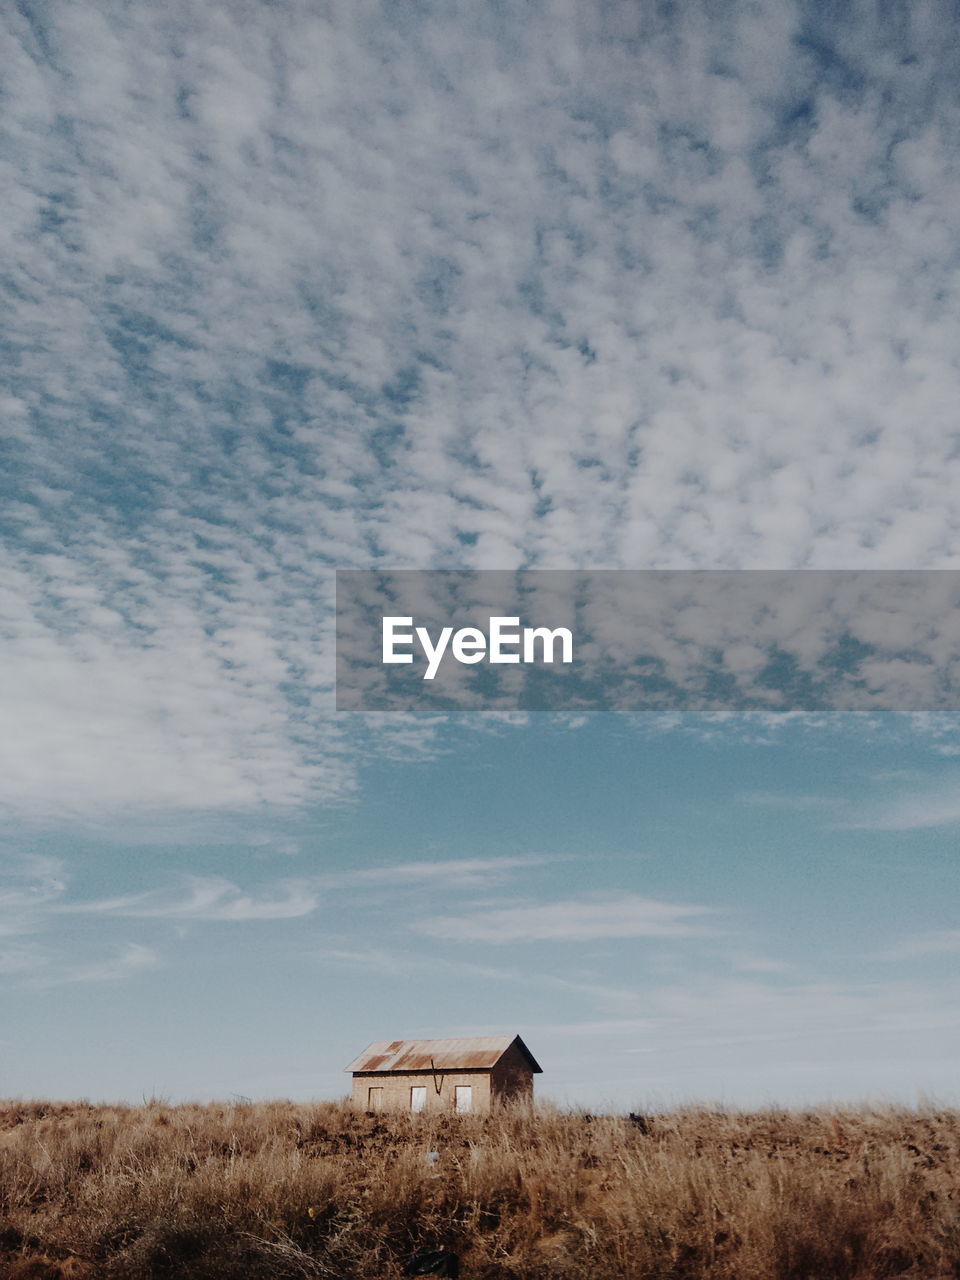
[0,1099,958,1278]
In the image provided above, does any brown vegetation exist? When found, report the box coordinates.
[0,1099,958,1279]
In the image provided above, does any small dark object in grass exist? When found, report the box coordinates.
[628,1112,650,1134]
[404,1246,460,1277]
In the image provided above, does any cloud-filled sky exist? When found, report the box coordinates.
[2,0,959,1105]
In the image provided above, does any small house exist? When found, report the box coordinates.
[345,1034,542,1114]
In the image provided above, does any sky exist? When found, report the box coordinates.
[2,0,959,1107]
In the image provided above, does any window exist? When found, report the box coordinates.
[455,1085,472,1113]
[368,1086,383,1111]
[410,1085,427,1113]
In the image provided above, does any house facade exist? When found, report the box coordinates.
[345,1034,542,1114]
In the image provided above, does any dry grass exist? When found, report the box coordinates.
[0,1099,958,1279]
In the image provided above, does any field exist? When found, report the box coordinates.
[0,1099,958,1279]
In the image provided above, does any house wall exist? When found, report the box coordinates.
[489,1042,535,1106]
[351,1069,493,1113]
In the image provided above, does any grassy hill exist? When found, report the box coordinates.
[0,1099,958,1278]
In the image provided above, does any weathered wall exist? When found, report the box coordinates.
[489,1042,535,1105]
[351,1069,492,1113]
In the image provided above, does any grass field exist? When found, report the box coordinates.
[0,1099,958,1279]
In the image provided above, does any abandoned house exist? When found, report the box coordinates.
[345,1034,542,1114]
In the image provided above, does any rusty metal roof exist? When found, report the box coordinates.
[344,1034,542,1074]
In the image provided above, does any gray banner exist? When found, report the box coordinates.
[336,570,960,712]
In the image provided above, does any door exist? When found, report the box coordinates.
[368,1086,383,1111]
[410,1085,427,1113]
[454,1085,472,1113]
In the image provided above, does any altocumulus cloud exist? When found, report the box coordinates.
[4,2,960,816]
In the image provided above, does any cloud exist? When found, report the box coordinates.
[1,854,561,992]
[0,853,165,986]
[316,944,652,1013]
[333,855,559,889]
[414,892,715,943]
[728,950,792,974]
[63,875,321,922]
[59,857,554,923]
[527,973,960,1102]
[0,941,49,976]
[882,930,960,960]
[0,853,68,936]
[841,771,960,829]
[738,791,836,811]
[53,943,161,985]
[4,3,960,813]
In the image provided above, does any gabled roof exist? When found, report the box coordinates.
[345,1034,542,1074]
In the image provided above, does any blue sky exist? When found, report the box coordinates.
[2,0,960,1105]
[4,715,960,1105]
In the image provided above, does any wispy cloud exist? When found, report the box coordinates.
[330,855,559,889]
[0,855,565,994]
[414,893,715,943]
[728,950,791,974]
[882,930,960,960]
[57,857,555,924]
[840,771,960,829]
[53,943,162,985]
[0,941,48,976]
[5,940,161,987]
[0,853,68,936]
[529,974,960,1101]
[61,875,321,922]
[738,791,837,812]
[317,944,650,1014]
[0,854,164,986]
